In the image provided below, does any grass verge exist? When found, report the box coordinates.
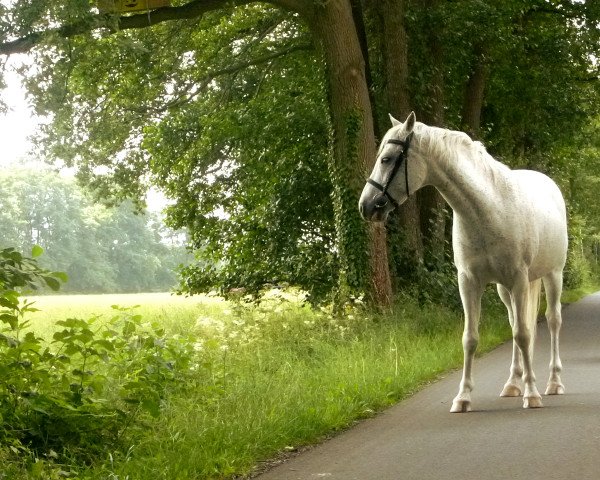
[8,285,597,479]
[49,291,510,479]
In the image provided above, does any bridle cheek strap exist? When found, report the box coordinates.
[366,133,413,207]
[366,177,399,208]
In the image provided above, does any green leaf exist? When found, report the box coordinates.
[0,313,18,329]
[43,276,61,291]
[56,318,89,329]
[141,397,161,418]
[52,271,69,283]
[0,296,18,309]
[93,339,116,351]
[31,245,44,258]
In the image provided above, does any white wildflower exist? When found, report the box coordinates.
[195,316,213,328]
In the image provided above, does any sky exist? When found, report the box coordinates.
[0,64,36,166]
[0,62,168,212]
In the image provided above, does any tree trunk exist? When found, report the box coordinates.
[380,0,411,116]
[379,0,423,284]
[306,0,393,307]
[350,0,382,145]
[417,0,447,265]
[461,44,488,138]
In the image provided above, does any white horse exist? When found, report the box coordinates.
[359,112,568,412]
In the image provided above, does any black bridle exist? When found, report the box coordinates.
[366,132,414,208]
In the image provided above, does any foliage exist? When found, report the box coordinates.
[0,246,65,293]
[0,248,196,474]
[9,4,339,302]
[154,29,337,302]
[0,166,189,293]
[564,119,600,285]
[3,287,513,479]
[0,0,599,303]
[564,213,592,289]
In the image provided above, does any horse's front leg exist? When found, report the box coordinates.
[511,277,543,408]
[451,273,484,413]
[497,284,523,397]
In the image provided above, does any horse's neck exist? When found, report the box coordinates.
[424,131,510,224]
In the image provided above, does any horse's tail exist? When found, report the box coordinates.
[527,278,543,331]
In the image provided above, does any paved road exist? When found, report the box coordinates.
[257,292,600,480]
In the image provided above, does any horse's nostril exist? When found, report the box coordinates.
[374,196,388,209]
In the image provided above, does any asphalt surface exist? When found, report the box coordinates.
[257,292,600,480]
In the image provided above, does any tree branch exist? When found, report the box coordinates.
[133,41,313,114]
[0,0,257,56]
[203,42,312,80]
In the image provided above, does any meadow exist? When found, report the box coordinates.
[25,292,225,340]
[0,289,523,479]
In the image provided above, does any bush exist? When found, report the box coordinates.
[0,247,196,475]
[564,214,592,289]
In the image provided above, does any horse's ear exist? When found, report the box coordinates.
[405,111,416,133]
[389,113,401,127]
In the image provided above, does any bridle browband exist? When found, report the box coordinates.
[366,131,414,208]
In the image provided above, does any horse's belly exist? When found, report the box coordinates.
[529,236,568,279]
[453,229,567,284]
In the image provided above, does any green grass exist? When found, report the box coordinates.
[561,282,600,304]
[11,283,598,479]
[26,292,224,334]
[9,290,513,479]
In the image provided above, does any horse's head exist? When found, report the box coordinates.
[359,111,424,222]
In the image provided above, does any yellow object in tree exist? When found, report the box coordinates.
[97,0,171,13]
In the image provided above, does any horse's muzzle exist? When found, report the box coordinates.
[359,192,392,222]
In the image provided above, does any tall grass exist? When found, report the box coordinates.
[15,290,511,479]
[7,280,594,479]
[25,292,221,338]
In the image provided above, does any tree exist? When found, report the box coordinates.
[0,0,393,306]
[147,47,339,301]
[0,0,598,306]
[0,166,187,292]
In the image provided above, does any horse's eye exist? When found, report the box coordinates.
[381,157,392,164]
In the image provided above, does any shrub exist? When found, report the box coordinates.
[564,214,592,289]
[0,247,196,474]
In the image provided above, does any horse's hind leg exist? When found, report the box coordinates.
[497,284,523,397]
[543,271,565,395]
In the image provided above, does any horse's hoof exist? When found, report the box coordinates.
[500,383,522,397]
[545,383,565,395]
[450,399,472,413]
[523,396,543,408]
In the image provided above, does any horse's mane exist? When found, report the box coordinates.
[413,123,510,176]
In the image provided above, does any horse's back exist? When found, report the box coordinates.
[512,169,567,231]
[513,170,566,213]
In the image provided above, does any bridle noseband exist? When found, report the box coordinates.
[366,131,414,208]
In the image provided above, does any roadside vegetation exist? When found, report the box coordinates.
[0,248,502,479]
[1,247,597,479]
